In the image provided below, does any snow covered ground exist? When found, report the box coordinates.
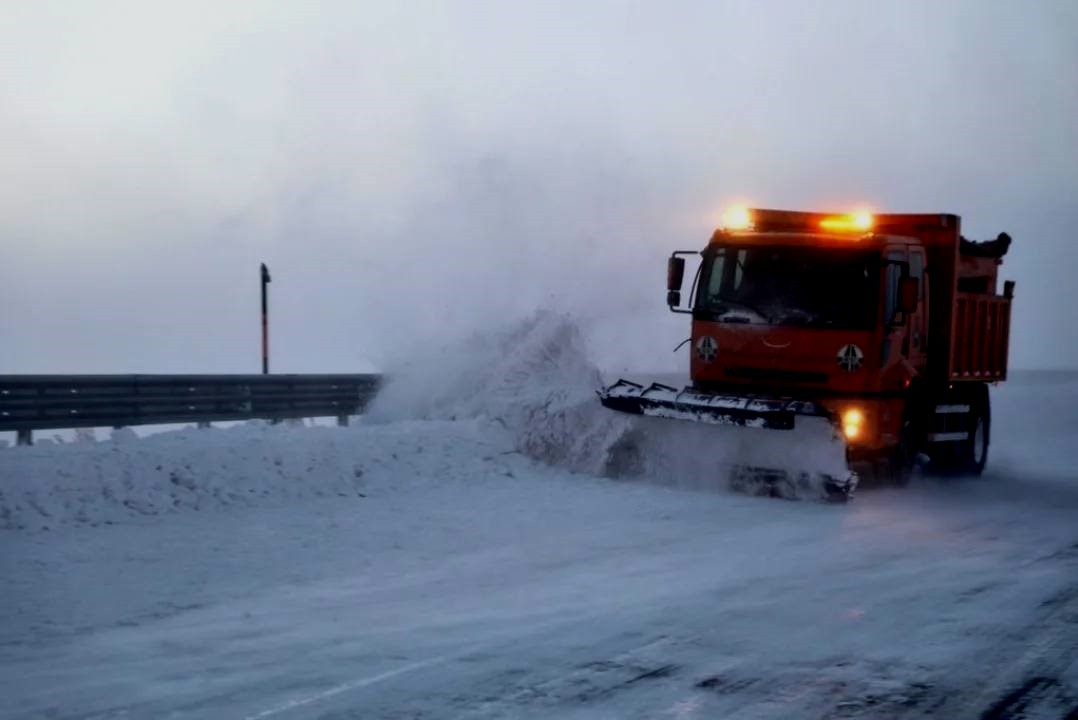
[2,318,1077,719]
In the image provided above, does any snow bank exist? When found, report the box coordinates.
[0,420,519,531]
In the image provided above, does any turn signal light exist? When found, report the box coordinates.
[841,407,864,441]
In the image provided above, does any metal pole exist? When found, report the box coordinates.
[260,263,271,374]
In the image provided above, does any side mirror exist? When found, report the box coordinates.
[898,276,919,314]
[667,256,685,292]
[666,251,698,315]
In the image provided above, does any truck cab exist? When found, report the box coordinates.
[666,207,1013,480]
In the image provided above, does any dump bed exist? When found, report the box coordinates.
[896,214,1013,383]
[950,241,1013,380]
[951,292,1011,380]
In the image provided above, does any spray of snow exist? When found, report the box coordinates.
[366,310,633,475]
[367,310,848,488]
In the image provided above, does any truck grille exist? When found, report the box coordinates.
[724,367,829,384]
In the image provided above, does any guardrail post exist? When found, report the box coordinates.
[261,263,271,374]
[337,414,349,427]
[16,429,33,446]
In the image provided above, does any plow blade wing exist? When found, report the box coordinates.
[597,379,832,430]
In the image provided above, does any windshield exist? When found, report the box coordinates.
[695,244,879,329]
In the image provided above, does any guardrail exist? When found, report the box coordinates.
[0,374,383,446]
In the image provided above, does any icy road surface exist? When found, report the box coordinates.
[2,378,1076,719]
[2,315,1077,720]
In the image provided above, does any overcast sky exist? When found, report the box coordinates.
[3,0,1077,375]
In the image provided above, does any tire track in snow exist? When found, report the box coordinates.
[895,564,1078,718]
[243,653,462,720]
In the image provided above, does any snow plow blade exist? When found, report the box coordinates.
[597,379,858,502]
[597,379,830,429]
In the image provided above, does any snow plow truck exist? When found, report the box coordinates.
[598,207,1014,501]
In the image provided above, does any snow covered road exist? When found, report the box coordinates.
[3,361,1078,718]
[3,443,1077,716]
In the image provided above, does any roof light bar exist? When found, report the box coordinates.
[720,206,754,230]
[716,206,879,234]
[819,211,874,232]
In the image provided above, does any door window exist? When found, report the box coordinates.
[884,249,905,323]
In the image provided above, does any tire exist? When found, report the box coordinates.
[956,387,990,476]
[933,384,990,476]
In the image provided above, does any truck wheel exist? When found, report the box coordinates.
[955,387,990,476]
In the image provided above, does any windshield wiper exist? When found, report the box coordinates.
[712,299,772,324]
[773,309,818,326]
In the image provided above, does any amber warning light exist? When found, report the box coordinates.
[819,211,874,232]
[720,205,754,230]
[719,207,875,234]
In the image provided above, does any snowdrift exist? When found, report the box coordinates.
[0,420,524,530]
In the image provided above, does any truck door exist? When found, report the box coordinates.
[907,248,928,372]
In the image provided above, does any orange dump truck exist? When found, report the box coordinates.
[599,208,1014,500]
